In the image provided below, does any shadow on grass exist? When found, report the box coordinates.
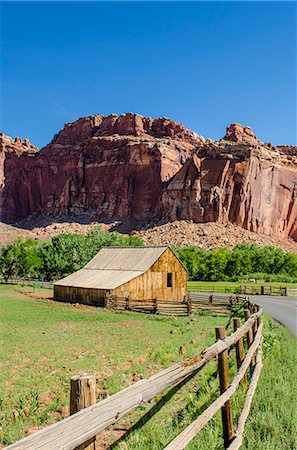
[108,367,219,449]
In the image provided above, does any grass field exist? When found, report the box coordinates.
[0,285,296,449]
[187,280,297,293]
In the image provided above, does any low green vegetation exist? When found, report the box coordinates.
[1,285,296,448]
[1,229,296,285]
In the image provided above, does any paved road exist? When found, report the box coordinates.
[190,292,297,336]
[250,295,297,337]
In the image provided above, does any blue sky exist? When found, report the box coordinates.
[1,1,296,147]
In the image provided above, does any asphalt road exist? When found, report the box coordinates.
[190,292,297,336]
[250,295,297,337]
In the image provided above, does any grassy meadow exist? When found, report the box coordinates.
[0,284,296,449]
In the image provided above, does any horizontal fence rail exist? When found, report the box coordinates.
[164,324,263,449]
[239,285,287,296]
[287,288,297,297]
[186,283,291,296]
[107,294,248,316]
[7,308,263,450]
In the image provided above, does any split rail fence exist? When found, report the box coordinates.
[7,306,263,450]
[239,284,287,296]
[107,293,248,316]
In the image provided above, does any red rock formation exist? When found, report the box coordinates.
[223,123,260,145]
[0,114,296,241]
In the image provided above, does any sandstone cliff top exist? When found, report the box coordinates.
[0,132,38,155]
[50,113,204,146]
[1,114,296,168]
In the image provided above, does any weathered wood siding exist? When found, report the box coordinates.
[54,285,107,306]
[54,248,187,305]
[113,248,187,301]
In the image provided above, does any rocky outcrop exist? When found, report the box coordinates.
[223,123,260,145]
[0,113,296,241]
[0,133,38,220]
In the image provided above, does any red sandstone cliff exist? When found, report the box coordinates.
[0,114,296,241]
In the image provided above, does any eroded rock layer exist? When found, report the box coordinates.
[0,114,296,240]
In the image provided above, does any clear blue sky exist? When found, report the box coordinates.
[1,1,296,147]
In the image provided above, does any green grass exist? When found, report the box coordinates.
[187,280,297,293]
[0,285,224,446]
[0,285,296,449]
[111,317,297,450]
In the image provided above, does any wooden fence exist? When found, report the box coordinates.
[287,288,297,297]
[239,284,287,296]
[7,306,263,450]
[106,293,248,316]
[0,277,53,289]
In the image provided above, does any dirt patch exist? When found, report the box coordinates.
[16,289,53,300]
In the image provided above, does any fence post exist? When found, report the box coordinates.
[125,297,130,310]
[233,318,247,384]
[187,293,192,316]
[252,306,258,335]
[244,309,256,371]
[70,374,96,449]
[153,298,158,314]
[209,294,213,304]
[215,327,234,447]
[256,304,261,327]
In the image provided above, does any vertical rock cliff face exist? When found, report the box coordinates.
[0,115,296,241]
[160,150,297,240]
[0,114,200,222]
[0,133,38,221]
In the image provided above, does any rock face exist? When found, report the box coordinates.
[0,113,296,241]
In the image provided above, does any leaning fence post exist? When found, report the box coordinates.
[70,374,96,449]
[244,309,256,371]
[233,318,247,384]
[215,326,234,447]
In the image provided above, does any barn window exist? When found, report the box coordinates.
[167,273,172,288]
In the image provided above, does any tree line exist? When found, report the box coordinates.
[0,229,296,282]
[0,228,143,281]
[174,244,297,282]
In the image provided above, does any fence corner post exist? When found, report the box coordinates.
[215,326,234,447]
[70,374,96,449]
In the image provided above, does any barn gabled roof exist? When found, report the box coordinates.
[54,246,169,289]
[85,246,167,271]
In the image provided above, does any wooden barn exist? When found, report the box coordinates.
[54,246,187,306]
